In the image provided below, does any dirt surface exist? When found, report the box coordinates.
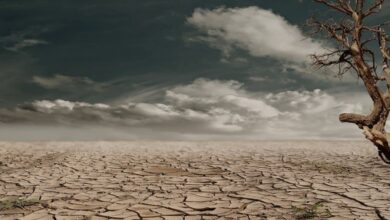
[0,141,389,220]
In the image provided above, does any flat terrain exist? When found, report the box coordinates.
[0,141,389,220]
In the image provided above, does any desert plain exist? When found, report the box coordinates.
[0,141,389,220]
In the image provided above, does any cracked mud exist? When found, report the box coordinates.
[0,141,389,220]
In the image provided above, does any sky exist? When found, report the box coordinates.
[0,0,389,140]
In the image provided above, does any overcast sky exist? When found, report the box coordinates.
[0,0,389,140]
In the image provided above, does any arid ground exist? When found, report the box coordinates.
[0,141,389,220]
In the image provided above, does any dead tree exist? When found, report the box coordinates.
[310,0,390,163]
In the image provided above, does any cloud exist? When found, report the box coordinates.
[187,7,327,63]
[186,7,359,82]
[0,26,51,52]
[5,39,48,52]
[165,78,280,118]
[0,78,369,140]
[32,74,107,92]
[249,76,296,85]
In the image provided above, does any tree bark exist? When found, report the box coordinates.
[312,0,390,163]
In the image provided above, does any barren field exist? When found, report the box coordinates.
[0,141,389,220]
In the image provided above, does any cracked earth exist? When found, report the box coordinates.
[0,141,390,220]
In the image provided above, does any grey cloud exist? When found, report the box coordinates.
[0,27,50,52]
[0,78,370,140]
[0,25,51,52]
[32,74,108,92]
[6,39,48,52]
[187,7,327,63]
[186,6,355,82]
[249,76,296,85]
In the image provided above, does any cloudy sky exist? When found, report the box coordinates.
[0,0,388,140]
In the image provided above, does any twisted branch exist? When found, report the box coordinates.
[311,0,390,163]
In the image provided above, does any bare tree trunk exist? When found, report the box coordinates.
[311,0,390,163]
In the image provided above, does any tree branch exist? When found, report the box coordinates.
[363,0,384,17]
[315,0,354,15]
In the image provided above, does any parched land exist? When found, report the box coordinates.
[0,141,389,220]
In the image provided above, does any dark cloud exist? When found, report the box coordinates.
[0,1,379,140]
[32,74,108,92]
[0,0,341,106]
